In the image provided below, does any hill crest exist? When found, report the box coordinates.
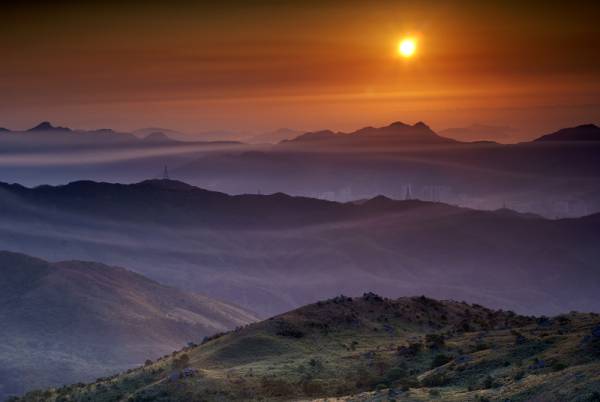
[14,293,600,402]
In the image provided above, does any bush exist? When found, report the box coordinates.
[552,361,567,371]
[473,342,490,351]
[482,375,496,389]
[431,354,452,369]
[172,354,190,370]
[426,334,445,349]
[309,358,322,370]
[408,342,422,355]
[275,321,305,338]
[301,379,326,396]
[421,373,448,387]
[398,376,420,391]
[262,377,294,397]
[385,366,408,384]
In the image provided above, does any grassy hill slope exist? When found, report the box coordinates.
[0,251,258,400]
[14,294,600,402]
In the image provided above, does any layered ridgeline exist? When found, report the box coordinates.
[13,294,600,402]
[0,251,257,400]
[2,121,600,219]
[0,180,599,317]
[173,122,600,218]
[0,121,242,149]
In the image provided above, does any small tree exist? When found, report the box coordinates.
[173,353,190,370]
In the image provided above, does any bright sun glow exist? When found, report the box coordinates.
[398,38,417,58]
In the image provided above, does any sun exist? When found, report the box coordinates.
[398,38,417,58]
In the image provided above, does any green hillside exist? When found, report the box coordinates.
[12,294,600,402]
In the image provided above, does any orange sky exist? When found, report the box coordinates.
[1,1,599,140]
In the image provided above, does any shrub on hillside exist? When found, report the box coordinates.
[261,377,294,397]
[552,361,567,371]
[301,379,326,396]
[421,373,448,387]
[425,334,445,349]
[172,354,190,370]
[431,354,452,369]
[482,375,498,389]
[275,321,305,338]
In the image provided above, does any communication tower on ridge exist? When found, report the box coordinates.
[162,165,170,180]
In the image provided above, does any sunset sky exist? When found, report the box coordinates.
[2,1,600,139]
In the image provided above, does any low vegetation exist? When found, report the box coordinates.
[12,294,600,402]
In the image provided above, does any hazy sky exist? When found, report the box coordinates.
[2,1,599,139]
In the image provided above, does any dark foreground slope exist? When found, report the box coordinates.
[0,180,599,317]
[14,294,600,402]
[0,252,257,400]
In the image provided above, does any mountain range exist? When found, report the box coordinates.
[281,121,458,148]
[1,121,599,218]
[172,122,600,218]
[2,121,598,148]
[12,294,600,402]
[0,179,599,319]
[0,122,241,151]
[0,251,257,400]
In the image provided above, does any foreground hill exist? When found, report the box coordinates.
[14,294,600,402]
[0,180,599,318]
[0,251,257,400]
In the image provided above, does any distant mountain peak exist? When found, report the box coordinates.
[388,121,410,128]
[286,120,453,146]
[575,123,599,129]
[27,121,71,132]
[91,128,117,134]
[534,124,600,142]
[385,121,430,130]
[143,131,173,142]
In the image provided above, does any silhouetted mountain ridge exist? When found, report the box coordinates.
[534,124,600,141]
[0,122,243,152]
[27,121,72,132]
[0,179,445,228]
[143,131,176,143]
[283,121,458,147]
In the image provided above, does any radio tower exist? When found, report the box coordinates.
[162,165,170,180]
